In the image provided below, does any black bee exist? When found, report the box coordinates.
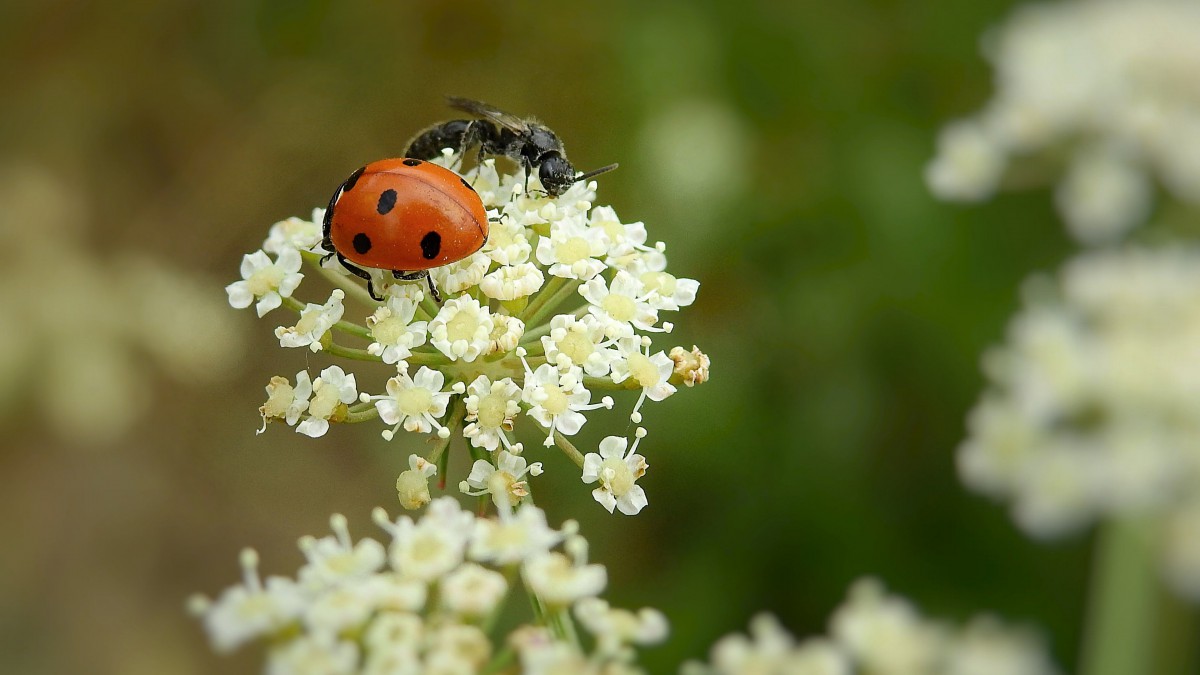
[404,97,618,196]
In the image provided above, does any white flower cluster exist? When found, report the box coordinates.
[960,248,1200,598]
[686,579,1058,675]
[189,497,667,675]
[926,0,1200,244]
[226,154,709,517]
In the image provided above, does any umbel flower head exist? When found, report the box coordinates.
[926,0,1200,245]
[189,497,667,674]
[228,152,710,517]
[685,578,1058,675]
[960,247,1200,600]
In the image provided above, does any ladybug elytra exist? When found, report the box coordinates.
[321,158,488,302]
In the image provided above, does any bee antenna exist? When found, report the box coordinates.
[574,163,619,184]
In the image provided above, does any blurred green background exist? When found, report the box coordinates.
[0,1,1091,672]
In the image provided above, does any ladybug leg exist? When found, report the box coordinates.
[392,270,441,304]
[336,253,384,301]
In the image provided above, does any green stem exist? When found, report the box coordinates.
[551,431,586,469]
[583,376,639,391]
[1081,519,1160,675]
[519,303,588,345]
[323,343,383,362]
[525,279,583,329]
[343,407,379,424]
[519,276,568,323]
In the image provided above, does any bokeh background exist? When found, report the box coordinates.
[1,1,1092,672]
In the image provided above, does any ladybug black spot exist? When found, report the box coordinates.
[420,231,441,260]
[402,158,422,167]
[460,177,475,192]
[353,233,372,255]
[377,189,398,215]
[343,166,366,192]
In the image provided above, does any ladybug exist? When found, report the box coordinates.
[321,158,488,302]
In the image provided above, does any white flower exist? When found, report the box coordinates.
[959,248,1200,548]
[481,262,545,300]
[362,574,427,613]
[590,206,659,270]
[375,498,473,583]
[263,209,324,255]
[927,0,1200,242]
[440,563,508,617]
[195,549,306,653]
[581,270,665,337]
[524,551,606,607]
[636,268,699,312]
[363,611,424,653]
[430,251,491,295]
[459,450,544,509]
[482,215,533,265]
[367,297,429,364]
[535,215,609,280]
[830,579,947,675]
[370,366,460,440]
[266,634,358,675]
[462,376,522,452]
[520,360,613,446]
[541,314,618,377]
[943,617,1058,675]
[427,623,492,670]
[703,615,849,675]
[1055,144,1151,245]
[581,430,649,516]
[296,366,357,438]
[258,371,311,434]
[275,290,344,352]
[610,337,677,423]
[428,296,494,362]
[924,120,1007,202]
[226,248,304,317]
[574,598,669,654]
[296,513,385,589]
[395,454,438,511]
[303,580,376,634]
[485,313,525,355]
[468,504,563,565]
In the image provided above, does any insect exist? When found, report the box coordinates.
[404,96,619,197]
[321,158,489,303]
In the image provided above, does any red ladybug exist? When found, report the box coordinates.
[321,158,489,302]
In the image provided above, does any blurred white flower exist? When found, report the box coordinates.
[960,247,1200,597]
[927,0,1200,243]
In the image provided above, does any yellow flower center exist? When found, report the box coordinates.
[478,393,510,429]
[602,294,636,322]
[627,352,660,388]
[398,388,433,416]
[541,384,569,415]
[640,271,677,296]
[371,315,406,344]
[486,470,518,505]
[556,237,592,264]
[246,266,284,296]
[601,457,634,496]
[308,382,340,419]
[446,311,479,342]
[558,330,595,363]
[294,310,321,336]
[262,377,294,418]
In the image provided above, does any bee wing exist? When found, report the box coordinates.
[446,97,531,134]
